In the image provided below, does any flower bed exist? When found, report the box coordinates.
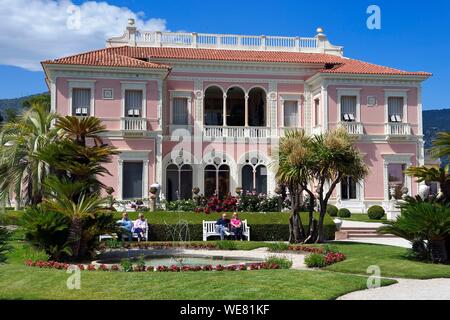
[287,245,325,254]
[304,251,346,268]
[24,260,280,272]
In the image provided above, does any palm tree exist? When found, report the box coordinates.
[0,102,58,207]
[275,128,368,243]
[379,200,450,263]
[37,116,119,199]
[43,176,110,259]
[405,165,450,202]
[311,128,368,242]
[275,129,314,243]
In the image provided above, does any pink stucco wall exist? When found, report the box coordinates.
[327,85,419,135]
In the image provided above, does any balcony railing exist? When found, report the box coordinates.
[203,126,270,139]
[121,117,147,131]
[339,121,364,135]
[385,123,411,136]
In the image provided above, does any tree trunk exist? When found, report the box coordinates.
[303,189,316,244]
[288,184,306,243]
[67,217,82,259]
[315,200,327,243]
[429,238,448,263]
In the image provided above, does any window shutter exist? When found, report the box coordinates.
[72,88,91,115]
[283,101,298,127]
[341,96,357,122]
[172,98,188,125]
[388,97,403,122]
[125,90,143,117]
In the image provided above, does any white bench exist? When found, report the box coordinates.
[99,220,148,242]
[202,220,250,241]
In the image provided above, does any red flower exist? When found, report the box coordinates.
[215,264,224,271]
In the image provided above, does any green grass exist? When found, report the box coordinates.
[339,214,386,223]
[325,242,450,279]
[0,240,399,300]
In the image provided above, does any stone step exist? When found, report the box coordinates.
[348,233,395,238]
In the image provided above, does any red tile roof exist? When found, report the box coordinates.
[42,46,431,77]
[42,48,171,69]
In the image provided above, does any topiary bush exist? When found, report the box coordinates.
[327,204,338,217]
[337,208,351,218]
[368,205,385,220]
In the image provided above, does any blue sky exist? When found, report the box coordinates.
[1,0,449,110]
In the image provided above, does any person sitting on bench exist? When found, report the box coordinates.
[117,212,133,241]
[230,212,243,240]
[215,213,231,240]
[132,213,148,241]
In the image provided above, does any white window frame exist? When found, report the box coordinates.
[169,91,192,125]
[385,89,408,124]
[68,80,96,116]
[121,82,147,118]
[337,88,361,123]
[279,93,302,128]
[337,177,364,202]
[117,151,150,201]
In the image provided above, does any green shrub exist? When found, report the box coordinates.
[216,240,237,250]
[264,255,293,269]
[368,205,385,220]
[327,205,338,217]
[22,246,50,262]
[0,210,23,226]
[167,200,197,212]
[304,253,326,268]
[120,258,133,272]
[267,242,289,252]
[0,226,12,263]
[337,208,351,218]
[21,206,70,251]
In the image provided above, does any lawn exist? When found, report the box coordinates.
[325,242,450,279]
[339,214,386,223]
[0,242,395,300]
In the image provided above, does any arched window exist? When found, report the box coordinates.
[248,88,266,127]
[226,87,245,126]
[166,164,193,201]
[204,86,224,126]
[204,163,230,198]
[241,156,267,194]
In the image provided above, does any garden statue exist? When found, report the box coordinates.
[401,186,409,200]
[150,182,161,203]
[105,186,115,209]
[418,184,430,200]
[149,184,159,212]
[192,187,201,206]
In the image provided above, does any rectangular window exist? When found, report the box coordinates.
[122,162,143,199]
[125,90,143,117]
[388,97,404,122]
[341,96,357,122]
[314,99,320,126]
[341,177,357,200]
[284,101,298,127]
[388,163,405,199]
[172,98,189,125]
[72,88,91,116]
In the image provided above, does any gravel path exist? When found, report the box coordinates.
[337,278,450,300]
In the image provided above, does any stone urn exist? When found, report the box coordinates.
[149,186,158,212]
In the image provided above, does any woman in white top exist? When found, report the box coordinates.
[132,213,148,241]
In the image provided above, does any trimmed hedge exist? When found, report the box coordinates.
[337,208,351,218]
[146,212,336,241]
[327,205,338,217]
[367,205,385,220]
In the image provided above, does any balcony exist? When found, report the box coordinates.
[339,121,364,135]
[385,122,411,138]
[121,117,147,135]
[203,126,270,140]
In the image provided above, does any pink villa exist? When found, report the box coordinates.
[41,20,431,212]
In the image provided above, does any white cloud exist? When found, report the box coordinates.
[0,0,168,71]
